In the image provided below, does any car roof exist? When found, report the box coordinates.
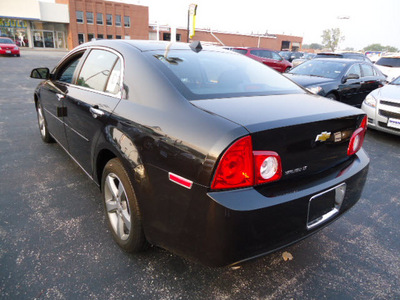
[310,58,369,64]
[80,39,224,52]
[233,47,275,51]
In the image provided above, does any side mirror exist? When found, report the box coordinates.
[30,68,50,80]
[342,73,360,83]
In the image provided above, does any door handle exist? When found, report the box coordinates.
[56,93,65,101]
[90,106,105,118]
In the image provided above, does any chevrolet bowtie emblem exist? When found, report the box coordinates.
[315,131,331,142]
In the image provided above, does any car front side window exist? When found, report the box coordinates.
[57,54,84,83]
[347,64,361,78]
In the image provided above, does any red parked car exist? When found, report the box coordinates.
[232,47,292,72]
[0,37,20,57]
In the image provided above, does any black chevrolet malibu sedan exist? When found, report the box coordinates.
[30,40,369,267]
[286,58,386,107]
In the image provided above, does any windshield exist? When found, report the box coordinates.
[376,57,400,67]
[149,49,304,100]
[390,77,400,85]
[289,60,347,79]
[0,38,14,44]
[231,49,247,55]
[279,52,290,59]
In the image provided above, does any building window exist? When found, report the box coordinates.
[86,12,94,24]
[116,35,121,39]
[124,16,130,27]
[96,13,103,25]
[78,33,85,44]
[76,11,84,23]
[97,34,103,39]
[115,15,121,27]
[88,33,94,41]
[107,35,113,39]
[124,35,130,40]
[176,34,181,41]
[106,14,112,26]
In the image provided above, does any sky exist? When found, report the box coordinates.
[133,0,400,50]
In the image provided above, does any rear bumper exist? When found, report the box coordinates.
[183,149,369,267]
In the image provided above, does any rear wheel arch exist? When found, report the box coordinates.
[95,149,117,187]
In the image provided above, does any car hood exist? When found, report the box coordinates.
[191,93,360,133]
[0,43,16,48]
[374,84,400,102]
[284,74,335,87]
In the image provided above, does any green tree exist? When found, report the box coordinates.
[321,28,345,52]
[363,43,398,52]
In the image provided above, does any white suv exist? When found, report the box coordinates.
[375,54,400,82]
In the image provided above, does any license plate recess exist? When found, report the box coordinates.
[307,183,346,230]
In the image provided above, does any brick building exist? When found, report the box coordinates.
[60,0,148,49]
[1,0,302,51]
[148,25,302,51]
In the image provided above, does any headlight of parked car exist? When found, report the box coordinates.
[306,86,322,94]
[364,94,377,108]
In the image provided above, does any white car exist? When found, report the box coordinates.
[375,54,400,82]
[362,76,400,136]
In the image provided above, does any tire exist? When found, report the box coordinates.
[36,101,54,143]
[325,93,337,100]
[102,158,148,252]
[284,67,291,73]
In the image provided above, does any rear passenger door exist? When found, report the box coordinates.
[360,63,383,103]
[63,48,123,174]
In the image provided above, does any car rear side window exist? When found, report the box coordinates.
[361,64,374,77]
[77,49,120,93]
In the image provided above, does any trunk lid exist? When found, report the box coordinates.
[192,94,365,180]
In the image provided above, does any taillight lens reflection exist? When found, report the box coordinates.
[211,136,254,190]
[347,116,367,156]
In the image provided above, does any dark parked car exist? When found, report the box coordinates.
[292,53,316,68]
[232,47,292,72]
[30,40,369,267]
[279,51,304,62]
[286,58,386,107]
[315,52,372,63]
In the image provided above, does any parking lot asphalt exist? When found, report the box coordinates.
[0,50,399,299]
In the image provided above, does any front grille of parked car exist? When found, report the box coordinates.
[380,100,400,108]
[378,121,400,132]
[379,109,400,119]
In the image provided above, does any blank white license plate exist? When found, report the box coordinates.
[387,118,400,129]
[6,50,11,54]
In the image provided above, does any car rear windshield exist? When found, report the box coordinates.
[0,38,13,44]
[231,49,248,55]
[148,49,304,100]
[376,57,400,67]
[289,60,347,79]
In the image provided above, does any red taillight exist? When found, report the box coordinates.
[211,136,282,190]
[347,115,367,156]
[211,136,254,190]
